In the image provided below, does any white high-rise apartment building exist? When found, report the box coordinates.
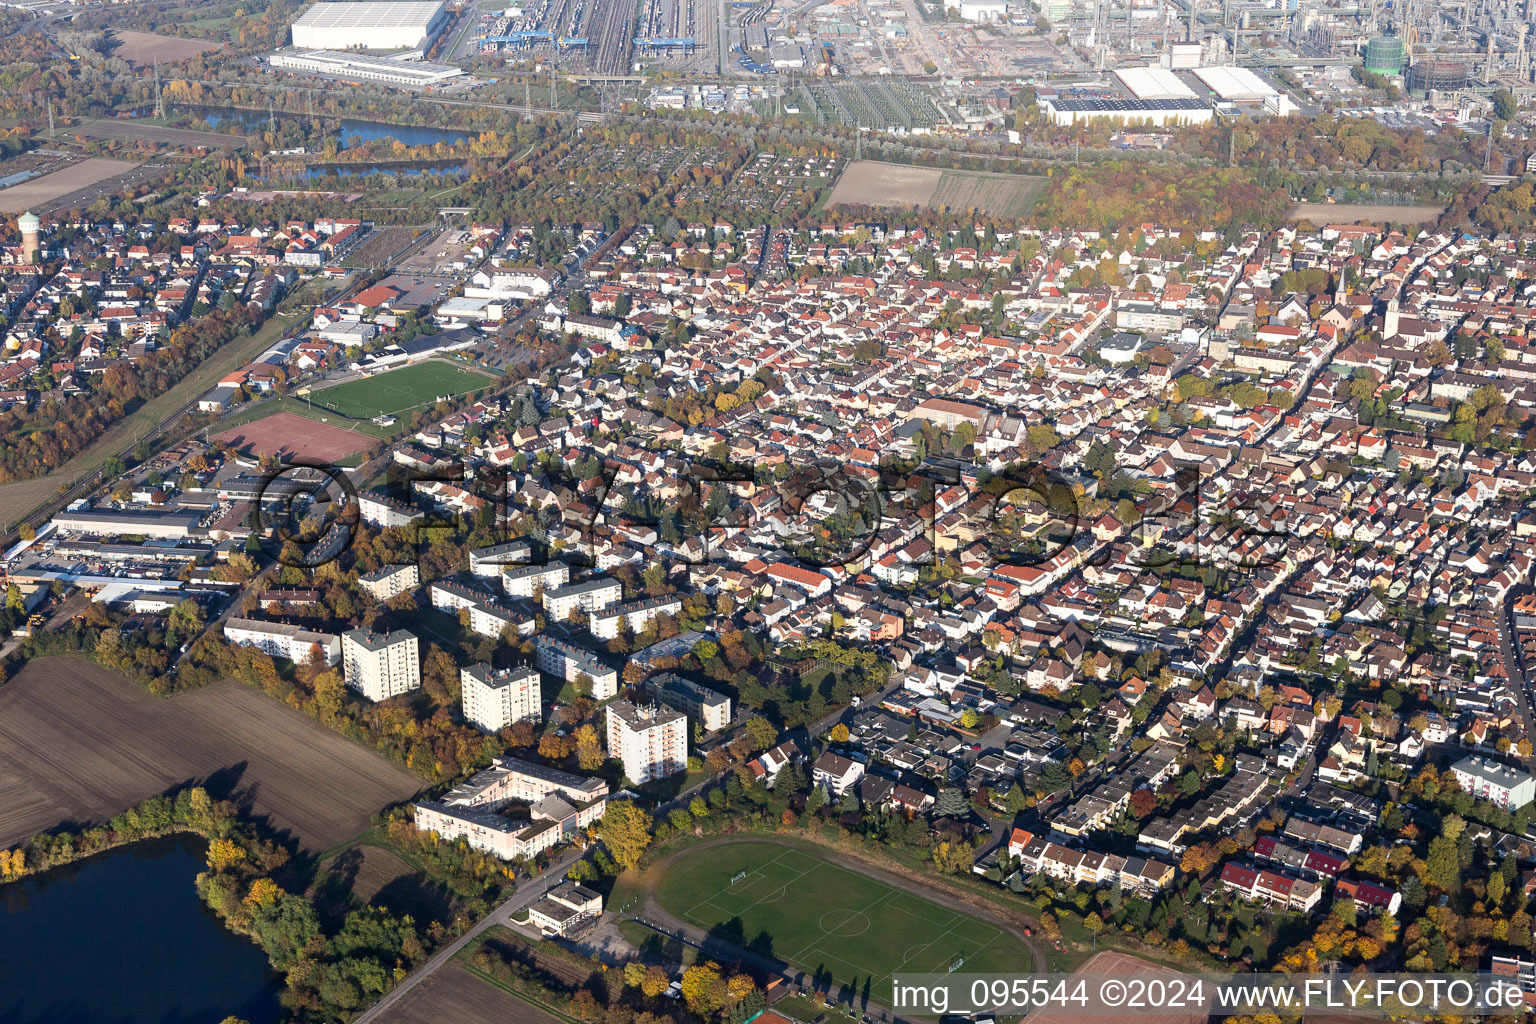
[341,628,420,702]
[461,663,542,732]
[605,700,687,784]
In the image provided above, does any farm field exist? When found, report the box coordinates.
[1288,201,1443,225]
[0,658,421,851]
[931,169,1048,219]
[107,30,222,65]
[827,161,941,208]
[77,118,240,152]
[0,158,141,213]
[828,161,1046,218]
[654,840,1031,995]
[376,963,563,1024]
[211,410,374,462]
[309,362,495,419]
[317,843,453,925]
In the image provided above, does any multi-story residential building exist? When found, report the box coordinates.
[440,755,609,809]
[542,577,622,621]
[468,539,534,577]
[357,490,425,529]
[461,662,541,732]
[429,579,488,613]
[466,600,534,640]
[589,595,682,640]
[534,636,618,699]
[357,562,418,602]
[412,754,608,861]
[1449,755,1536,809]
[501,561,569,597]
[1218,862,1324,913]
[224,617,340,665]
[606,700,687,784]
[340,628,420,702]
[645,672,732,732]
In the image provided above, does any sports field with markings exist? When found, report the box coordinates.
[654,841,1029,992]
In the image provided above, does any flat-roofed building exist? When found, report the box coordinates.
[52,508,202,539]
[461,662,541,732]
[466,600,534,640]
[358,562,419,601]
[646,672,732,732]
[606,700,687,784]
[527,881,603,936]
[269,49,464,86]
[1450,755,1536,809]
[341,628,420,702]
[501,561,569,597]
[441,754,609,809]
[358,490,424,529]
[469,539,534,577]
[290,1,447,49]
[589,594,682,639]
[414,754,608,861]
[225,617,341,665]
[543,577,621,620]
[534,636,618,699]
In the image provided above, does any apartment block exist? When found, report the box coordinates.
[646,672,732,732]
[358,562,418,602]
[589,594,682,640]
[534,635,618,699]
[469,539,534,577]
[341,628,421,702]
[413,754,609,862]
[224,617,340,665]
[606,700,687,784]
[501,561,570,597]
[1450,755,1536,809]
[542,577,621,621]
[461,663,541,732]
[357,490,425,529]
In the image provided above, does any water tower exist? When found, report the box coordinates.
[17,210,39,264]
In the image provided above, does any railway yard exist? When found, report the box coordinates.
[471,0,713,75]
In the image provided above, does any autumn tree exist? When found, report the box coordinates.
[680,962,727,1017]
[598,800,653,871]
[575,724,605,770]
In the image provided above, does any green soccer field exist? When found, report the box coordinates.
[309,362,494,419]
[654,841,1031,995]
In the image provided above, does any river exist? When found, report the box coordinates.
[0,834,282,1024]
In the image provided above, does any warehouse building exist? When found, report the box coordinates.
[1192,65,1278,102]
[1040,96,1212,126]
[51,508,203,540]
[269,49,465,86]
[290,1,448,50]
[1114,66,1198,100]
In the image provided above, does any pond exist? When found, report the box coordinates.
[198,107,472,147]
[0,833,282,1024]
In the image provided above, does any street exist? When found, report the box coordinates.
[352,843,588,1024]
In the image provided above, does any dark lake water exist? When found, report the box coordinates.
[199,108,471,147]
[0,834,282,1024]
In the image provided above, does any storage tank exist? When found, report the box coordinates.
[1406,60,1469,93]
[1363,34,1405,76]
